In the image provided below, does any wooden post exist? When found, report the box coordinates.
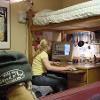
[27,9,34,64]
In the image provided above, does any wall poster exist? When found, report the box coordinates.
[0,0,10,49]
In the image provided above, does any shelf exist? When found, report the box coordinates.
[91,43,100,45]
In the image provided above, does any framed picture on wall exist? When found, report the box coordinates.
[0,0,10,49]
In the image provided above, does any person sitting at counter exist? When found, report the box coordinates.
[32,39,75,93]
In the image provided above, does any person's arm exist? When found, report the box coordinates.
[42,58,75,72]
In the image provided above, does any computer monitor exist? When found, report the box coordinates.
[52,42,72,61]
[64,44,70,56]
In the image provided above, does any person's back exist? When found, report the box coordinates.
[32,51,48,76]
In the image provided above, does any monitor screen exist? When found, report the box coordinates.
[64,44,70,56]
[52,42,72,61]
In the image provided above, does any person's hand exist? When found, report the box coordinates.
[65,65,77,71]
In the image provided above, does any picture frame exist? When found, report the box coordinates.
[0,0,10,49]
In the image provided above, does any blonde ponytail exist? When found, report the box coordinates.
[33,39,48,59]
